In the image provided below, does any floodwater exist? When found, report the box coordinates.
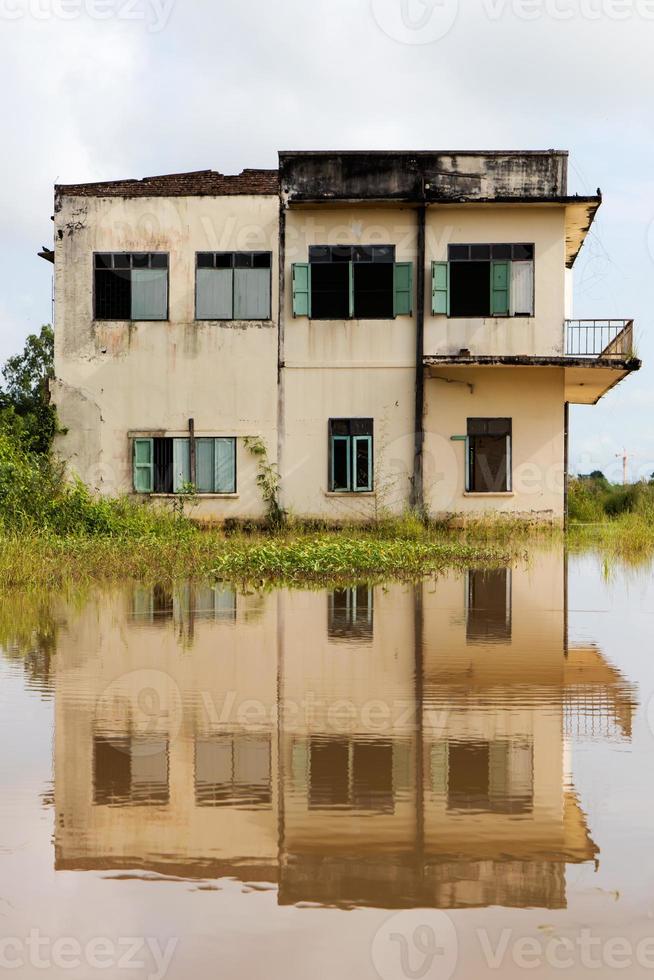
[1,548,653,979]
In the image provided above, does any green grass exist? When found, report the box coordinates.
[0,524,516,591]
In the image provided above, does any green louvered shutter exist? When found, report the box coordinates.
[133,438,154,493]
[393,262,413,316]
[292,263,311,317]
[431,261,449,315]
[491,260,510,316]
[215,437,236,493]
[173,438,190,492]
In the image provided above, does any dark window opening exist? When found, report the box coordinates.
[308,737,394,812]
[467,418,511,493]
[445,243,534,318]
[154,437,173,494]
[466,569,511,643]
[447,739,533,814]
[311,262,350,319]
[447,741,490,810]
[328,587,373,642]
[308,244,395,320]
[329,419,373,492]
[352,741,393,812]
[93,253,168,320]
[450,260,490,317]
[309,738,350,808]
[353,262,394,318]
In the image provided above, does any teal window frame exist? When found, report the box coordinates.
[432,244,534,318]
[132,435,237,494]
[328,419,373,493]
[292,246,413,320]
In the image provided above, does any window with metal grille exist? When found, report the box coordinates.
[94,253,168,320]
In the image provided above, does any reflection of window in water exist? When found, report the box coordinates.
[328,587,373,641]
[130,585,174,624]
[130,584,236,624]
[195,735,271,807]
[93,736,169,806]
[431,738,533,814]
[465,568,511,643]
[308,737,394,812]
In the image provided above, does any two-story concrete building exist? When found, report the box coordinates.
[47,151,640,524]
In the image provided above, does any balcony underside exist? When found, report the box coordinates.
[423,355,641,405]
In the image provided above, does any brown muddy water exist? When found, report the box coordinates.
[1,547,653,978]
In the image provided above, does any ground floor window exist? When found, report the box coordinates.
[328,418,373,492]
[133,436,236,494]
[466,418,512,492]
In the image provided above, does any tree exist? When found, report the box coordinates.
[0,325,56,455]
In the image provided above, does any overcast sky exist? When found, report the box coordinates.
[1,0,652,478]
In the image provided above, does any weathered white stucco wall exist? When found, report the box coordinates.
[424,366,566,521]
[424,205,567,358]
[52,193,280,519]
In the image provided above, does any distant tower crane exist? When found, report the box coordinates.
[615,449,629,486]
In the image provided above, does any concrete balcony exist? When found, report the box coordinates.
[424,318,640,405]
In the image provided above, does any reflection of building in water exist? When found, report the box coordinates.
[53,553,637,909]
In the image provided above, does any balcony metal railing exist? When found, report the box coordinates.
[565,319,635,358]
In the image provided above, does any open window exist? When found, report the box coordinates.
[292,245,412,319]
[466,418,512,493]
[196,251,271,320]
[133,436,236,494]
[94,253,168,320]
[328,419,373,492]
[432,243,534,317]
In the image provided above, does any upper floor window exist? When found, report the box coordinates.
[329,418,373,492]
[292,245,412,319]
[432,243,534,318]
[196,251,272,320]
[94,253,168,321]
